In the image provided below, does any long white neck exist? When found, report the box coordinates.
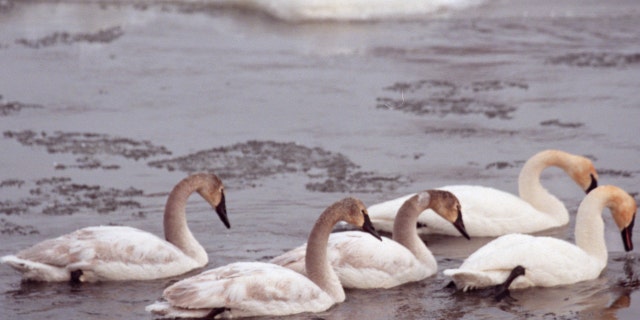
[574,187,610,266]
[305,205,346,303]
[163,176,208,265]
[518,151,570,224]
[392,193,436,270]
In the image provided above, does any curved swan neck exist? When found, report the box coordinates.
[518,150,570,221]
[163,176,208,265]
[305,204,346,302]
[574,188,609,264]
[393,192,435,267]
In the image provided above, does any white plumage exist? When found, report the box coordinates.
[146,262,335,319]
[1,226,202,282]
[271,190,469,289]
[271,233,432,289]
[444,185,636,293]
[146,197,382,319]
[369,149,599,237]
[1,173,229,282]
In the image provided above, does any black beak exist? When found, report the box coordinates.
[586,174,598,194]
[453,211,470,240]
[621,214,635,252]
[215,191,230,229]
[362,214,382,241]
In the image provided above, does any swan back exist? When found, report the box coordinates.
[147,262,335,318]
[2,226,203,282]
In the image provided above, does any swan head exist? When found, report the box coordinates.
[336,197,382,241]
[605,187,637,252]
[424,190,470,240]
[195,173,230,229]
[565,154,599,194]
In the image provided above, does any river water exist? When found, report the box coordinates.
[0,0,639,319]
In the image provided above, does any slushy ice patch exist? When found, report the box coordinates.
[149,140,409,193]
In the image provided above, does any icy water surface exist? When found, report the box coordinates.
[1,0,639,319]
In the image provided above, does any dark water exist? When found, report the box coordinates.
[1,0,639,319]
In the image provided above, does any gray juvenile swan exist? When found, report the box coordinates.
[146,197,381,319]
[1,173,228,282]
[271,190,469,289]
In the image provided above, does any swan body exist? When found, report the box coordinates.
[271,190,469,289]
[1,173,229,282]
[369,150,599,237]
[444,185,636,292]
[146,197,382,319]
[145,262,335,319]
[270,234,430,289]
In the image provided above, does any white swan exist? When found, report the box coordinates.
[270,190,469,289]
[369,149,599,237]
[443,185,636,300]
[145,197,381,319]
[1,173,229,282]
